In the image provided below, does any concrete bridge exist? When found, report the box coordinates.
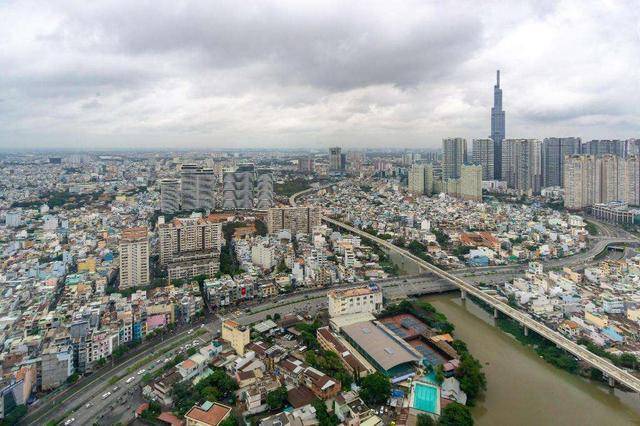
[322,215,640,392]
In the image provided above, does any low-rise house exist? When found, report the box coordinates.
[185,401,233,426]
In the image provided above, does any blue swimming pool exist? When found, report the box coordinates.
[412,382,438,413]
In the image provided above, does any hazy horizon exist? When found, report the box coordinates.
[1,0,639,151]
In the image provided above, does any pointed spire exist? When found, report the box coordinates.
[496,70,500,87]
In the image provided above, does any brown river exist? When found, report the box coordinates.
[424,293,640,426]
[386,250,640,425]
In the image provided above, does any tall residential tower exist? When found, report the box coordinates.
[491,70,505,179]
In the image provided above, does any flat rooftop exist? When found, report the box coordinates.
[341,320,421,372]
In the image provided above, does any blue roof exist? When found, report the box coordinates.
[602,327,623,342]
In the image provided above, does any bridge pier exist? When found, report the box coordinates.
[493,308,499,319]
[608,376,615,388]
[523,325,529,337]
[460,289,466,301]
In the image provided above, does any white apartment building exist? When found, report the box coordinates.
[251,242,275,270]
[119,227,150,289]
[327,285,383,318]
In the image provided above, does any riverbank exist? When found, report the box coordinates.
[424,293,640,425]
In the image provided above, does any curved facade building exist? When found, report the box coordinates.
[222,168,254,210]
[255,169,275,209]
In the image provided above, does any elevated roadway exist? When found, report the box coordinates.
[322,215,640,392]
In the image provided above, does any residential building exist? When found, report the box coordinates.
[40,344,74,391]
[581,139,626,157]
[330,147,346,171]
[222,164,255,210]
[181,164,215,211]
[158,216,223,281]
[158,217,223,264]
[251,242,275,270]
[564,155,640,209]
[408,165,426,195]
[471,138,494,181]
[502,138,542,195]
[460,165,482,202]
[564,155,598,210]
[160,178,181,214]
[542,137,581,188]
[267,206,321,235]
[119,227,149,289]
[442,138,467,179]
[327,284,382,318]
[221,320,250,356]
[185,401,233,426]
[255,169,275,209]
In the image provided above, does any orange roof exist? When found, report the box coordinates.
[179,359,196,370]
[185,402,232,426]
[158,412,185,426]
[122,227,147,240]
[135,403,149,416]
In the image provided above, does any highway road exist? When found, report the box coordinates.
[25,320,219,426]
[68,331,211,426]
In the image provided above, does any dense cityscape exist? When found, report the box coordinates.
[2,1,640,426]
[1,84,639,424]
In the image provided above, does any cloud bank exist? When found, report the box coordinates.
[1,0,638,150]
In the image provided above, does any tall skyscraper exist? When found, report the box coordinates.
[471,138,494,181]
[542,137,581,188]
[160,178,181,214]
[502,139,542,195]
[180,164,215,211]
[329,147,345,171]
[442,138,467,179]
[490,70,505,179]
[119,227,149,289]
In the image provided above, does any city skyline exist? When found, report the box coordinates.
[1,0,639,151]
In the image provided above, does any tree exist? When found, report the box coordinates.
[267,386,288,410]
[219,414,238,426]
[311,399,339,426]
[141,400,161,420]
[417,414,436,426]
[456,353,486,405]
[358,372,391,406]
[255,219,268,236]
[66,372,80,384]
[438,403,473,426]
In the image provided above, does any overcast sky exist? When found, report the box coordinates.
[1,0,639,151]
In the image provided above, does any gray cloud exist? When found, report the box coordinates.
[0,0,638,150]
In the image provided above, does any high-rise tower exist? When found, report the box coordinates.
[491,70,505,180]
